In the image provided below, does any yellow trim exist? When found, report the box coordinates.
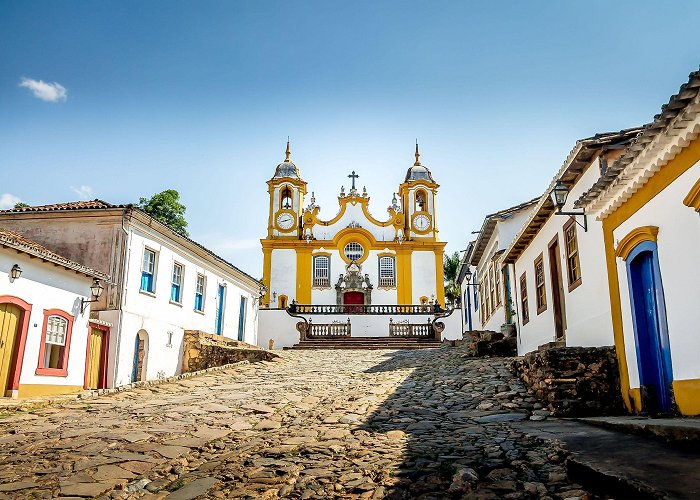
[295,248,312,303]
[304,193,399,229]
[673,379,700,415]
[420,296,429,305]
[411,211,433,236]
[614,226,659,261]
[17,384,83,398]
[435,249,445,305]
[628,388,642,413]
[262,248,272,307]
[376,251,396,257]
[333,228,376,264]
[396,249,413,304]
[261,237,446,252]
[683,178,700,211]
[312,250,332,257]
[273,209,299,233]
[602,134,700,413]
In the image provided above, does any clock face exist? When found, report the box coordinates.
[413,214,431,232]
[276,212,295,230]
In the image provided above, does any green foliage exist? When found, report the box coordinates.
[443,251,461,306]
[13,202,30,208]
[138,189,189,237]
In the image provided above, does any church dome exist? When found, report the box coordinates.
[405,142,434,182]
[273,140,301,179]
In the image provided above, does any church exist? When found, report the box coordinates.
[261,142,446,309]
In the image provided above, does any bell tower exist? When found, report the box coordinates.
[399,142,439,241]
[266,140,307,239]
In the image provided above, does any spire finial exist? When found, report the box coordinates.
[414,139,421,166]
[285,137,291,162]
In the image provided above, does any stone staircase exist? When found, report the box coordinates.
[287,336,442,350]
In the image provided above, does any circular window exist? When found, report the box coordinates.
[344,242,364,261]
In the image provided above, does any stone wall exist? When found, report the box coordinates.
[182,330,279,373]
[511,346,624,417]
[463,330,517,357]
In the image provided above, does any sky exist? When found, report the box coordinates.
[1,1,699,278]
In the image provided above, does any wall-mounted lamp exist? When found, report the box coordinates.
[272,291,277,302]
[80,278,105,313]
[550,180,588,232]
[10,264,22,281]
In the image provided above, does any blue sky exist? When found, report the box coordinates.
[1,1,699,277]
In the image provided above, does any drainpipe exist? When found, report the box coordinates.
[111,209,133,387]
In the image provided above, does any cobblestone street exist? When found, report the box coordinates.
[0,348,591,499]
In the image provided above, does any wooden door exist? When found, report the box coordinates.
[85,328,105,389]
[0,304,21,396]
[548,238,567,340]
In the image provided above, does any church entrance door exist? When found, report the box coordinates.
[343,291,364,313]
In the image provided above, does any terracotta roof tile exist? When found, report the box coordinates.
[3,199,126,213]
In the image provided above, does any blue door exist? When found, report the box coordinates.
[215,285,225,335]
[627,242,673,413]
[131,334,140,382]
[237,297,247,341]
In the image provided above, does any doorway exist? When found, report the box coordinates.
[131,331,148,383]
[548,236,567,341]
[85,325,108,390]
[343,291,364,313]
[627,242,673,414]
[0,303,21,397]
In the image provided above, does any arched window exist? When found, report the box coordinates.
[278,294,288,309]
[415,190,427,211]
[36,310,74,376]
[420,296,429,305]
[280,187,293,209]
[378,256,396,287]
[313,256,330,287]
[343,242,364,261]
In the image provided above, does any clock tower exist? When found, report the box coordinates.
[266,140,307,240]
[399,142,439,241]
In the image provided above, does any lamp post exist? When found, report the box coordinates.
[80,278,105,313]
[550,180,588,231]
[9,264,22,281]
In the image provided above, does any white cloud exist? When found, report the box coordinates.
[0,193,22,209]
[70,185,93,199]
[19,77,68,102]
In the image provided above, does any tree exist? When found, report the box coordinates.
[443,251,461,306]
[138,189,189,237]
[13,202,30,208]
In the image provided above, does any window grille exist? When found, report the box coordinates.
[378,256,396,287]
[141,249,156,293]
[343,242,364,261]
[535,255,547,313]
[520,273,530,325]
[195,274,205,311]
[313,256,330,287]
[171,263,183,303]
[46,316,67,345]
[564,220,582,287]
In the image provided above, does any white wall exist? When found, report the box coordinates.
[513,161,615,355]
[112,226,260,386]
[612,161,700,388]
[310,202,398,243]
[0,250,93,391]
[269,248,297,302]
[411,251,437,303]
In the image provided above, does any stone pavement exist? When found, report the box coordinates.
[0,348,592,499]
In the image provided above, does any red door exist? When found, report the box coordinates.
[343,292,364,313]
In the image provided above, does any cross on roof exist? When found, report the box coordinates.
[348,171,359,190]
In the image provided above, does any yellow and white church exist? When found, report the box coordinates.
[261,142,447,308]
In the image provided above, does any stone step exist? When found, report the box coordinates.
[577,416,700,448]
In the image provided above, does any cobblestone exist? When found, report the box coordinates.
[0,348,592,499]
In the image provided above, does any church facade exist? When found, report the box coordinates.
[261,142,446,308]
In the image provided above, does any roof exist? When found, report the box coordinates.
[503,127,644,263]
[469,197,539,266]
[576,67,700,210]
[0,200,262,289]
[0,227,109,280]
[456,240,475,283]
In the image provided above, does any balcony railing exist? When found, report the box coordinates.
[289,303,442,315]
[389,319,434,337]
[307,319,351,338]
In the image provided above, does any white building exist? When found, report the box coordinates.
[456,241,478,334]
[0,201,263,388]
[468,199,537,333]
[577,68,700,416]
[0,227,108,398]
[503,128,643,355]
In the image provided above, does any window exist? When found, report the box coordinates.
[195,274,206,311]
[564,219,582,290]
[313,255,330,287]
[280,186,293,209]
[215,284,226,335]
[495,265,502,306]
[415,189,427,211]
[278,294,288,309]
[378,256,396,287]
[171,263,183,303]
[237,296,247,341]
[489,265,496,312]
[479,283,485,324]
[473,273,478,311]
[483,273,491,317]
[520,273,530,325]
[535,255,547,314]
[141,248,157,293]
[344,242,364,261]
[36,310,73,376]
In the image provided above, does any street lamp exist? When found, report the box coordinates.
[550,180,588,232]
[80,278,105,313]
[10,264,22,281]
